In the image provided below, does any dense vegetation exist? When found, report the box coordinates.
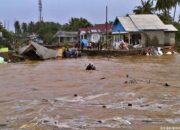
[13,17,92,44]
[0,22,13,48]
[0,23,12,40]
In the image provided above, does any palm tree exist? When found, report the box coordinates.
[173,0,180,21]
[21,23,28,34]
[14,21,21,34]
[155,0,180,21]
[28,21,35,34]
[133,0,155,14]
[155,0,175,16]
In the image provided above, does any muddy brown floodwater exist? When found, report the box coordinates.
[0,55,180,130]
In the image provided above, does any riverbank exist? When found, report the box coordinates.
[82,49,144,57]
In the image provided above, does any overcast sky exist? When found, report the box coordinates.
[0,0,179,31]
[0,0,141,30]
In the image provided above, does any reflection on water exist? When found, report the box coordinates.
[0,55,180,130]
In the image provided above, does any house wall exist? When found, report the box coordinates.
[91,33,101,43]
[164,32,176,46]
[60,37,78,43]
[141,31,165,46]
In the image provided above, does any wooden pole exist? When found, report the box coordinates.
[128,33,131,45]
[106,5,108,49]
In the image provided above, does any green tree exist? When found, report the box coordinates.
[28,21,35,34]
[34,22,61,43]
[173,0,180,21]
[63,17,92,31]
[133,0,155,14]
[14,21,21,34]
[21,22,28,33]
[178,14,180,22]
[155,0,175,16]
[0,22,3,29]
[157,12,173,24]
[0,21,12,40]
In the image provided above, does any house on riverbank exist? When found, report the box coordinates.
[55,31,79,45]
[79,24,112,44]
[112,14,178,47]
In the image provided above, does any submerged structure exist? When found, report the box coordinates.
[18,41,57,60]
[112,14,178,46]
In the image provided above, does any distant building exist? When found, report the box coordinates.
[112,14,178,46]
[79,24,113,44]
[0,32,2,38]
[55,31,79,44]
[27,33,43,44]
[0,32,3,41]
[0,32,3,42]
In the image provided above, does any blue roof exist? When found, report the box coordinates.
[112,18,126,33]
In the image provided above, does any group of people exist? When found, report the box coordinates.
[81,40,102,50]
[63,47,81,58]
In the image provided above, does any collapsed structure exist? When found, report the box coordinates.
[18,41,57,60]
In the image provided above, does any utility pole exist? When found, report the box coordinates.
[3,20,6,29]
[7,20,9,31]
[106,5,108,49]
[38,0,43,22]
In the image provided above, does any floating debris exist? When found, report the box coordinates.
[124,79,137,84]
[141,119,163,123]
[19,123,38,129]
[164,83,170,87]
[112,117,132,125]
[74,94,78,97]
[86,64,96,70]
[128,103,132,107]
[166,118,180,124]
[0,57,5,64]
[124,81,128,84]
[97,120,102,124]
[0,124,7,127]
[31,88,39,91]
[102,105,107,109]
[100,77,106,80]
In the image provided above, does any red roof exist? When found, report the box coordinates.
[79,23,113,33]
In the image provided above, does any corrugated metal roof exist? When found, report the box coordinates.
[164,25,178,32]
[117,17,138,32]
[19,41,57,60]
[79,24,113,34]
[129,14,167,30]
[56,31,78,37]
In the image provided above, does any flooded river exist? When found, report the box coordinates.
[0,55,180,130]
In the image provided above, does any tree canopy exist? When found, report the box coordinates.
[133,0,155,14]
[62,17,92,31]
[0,22,12,41]
[13,17,92,44]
